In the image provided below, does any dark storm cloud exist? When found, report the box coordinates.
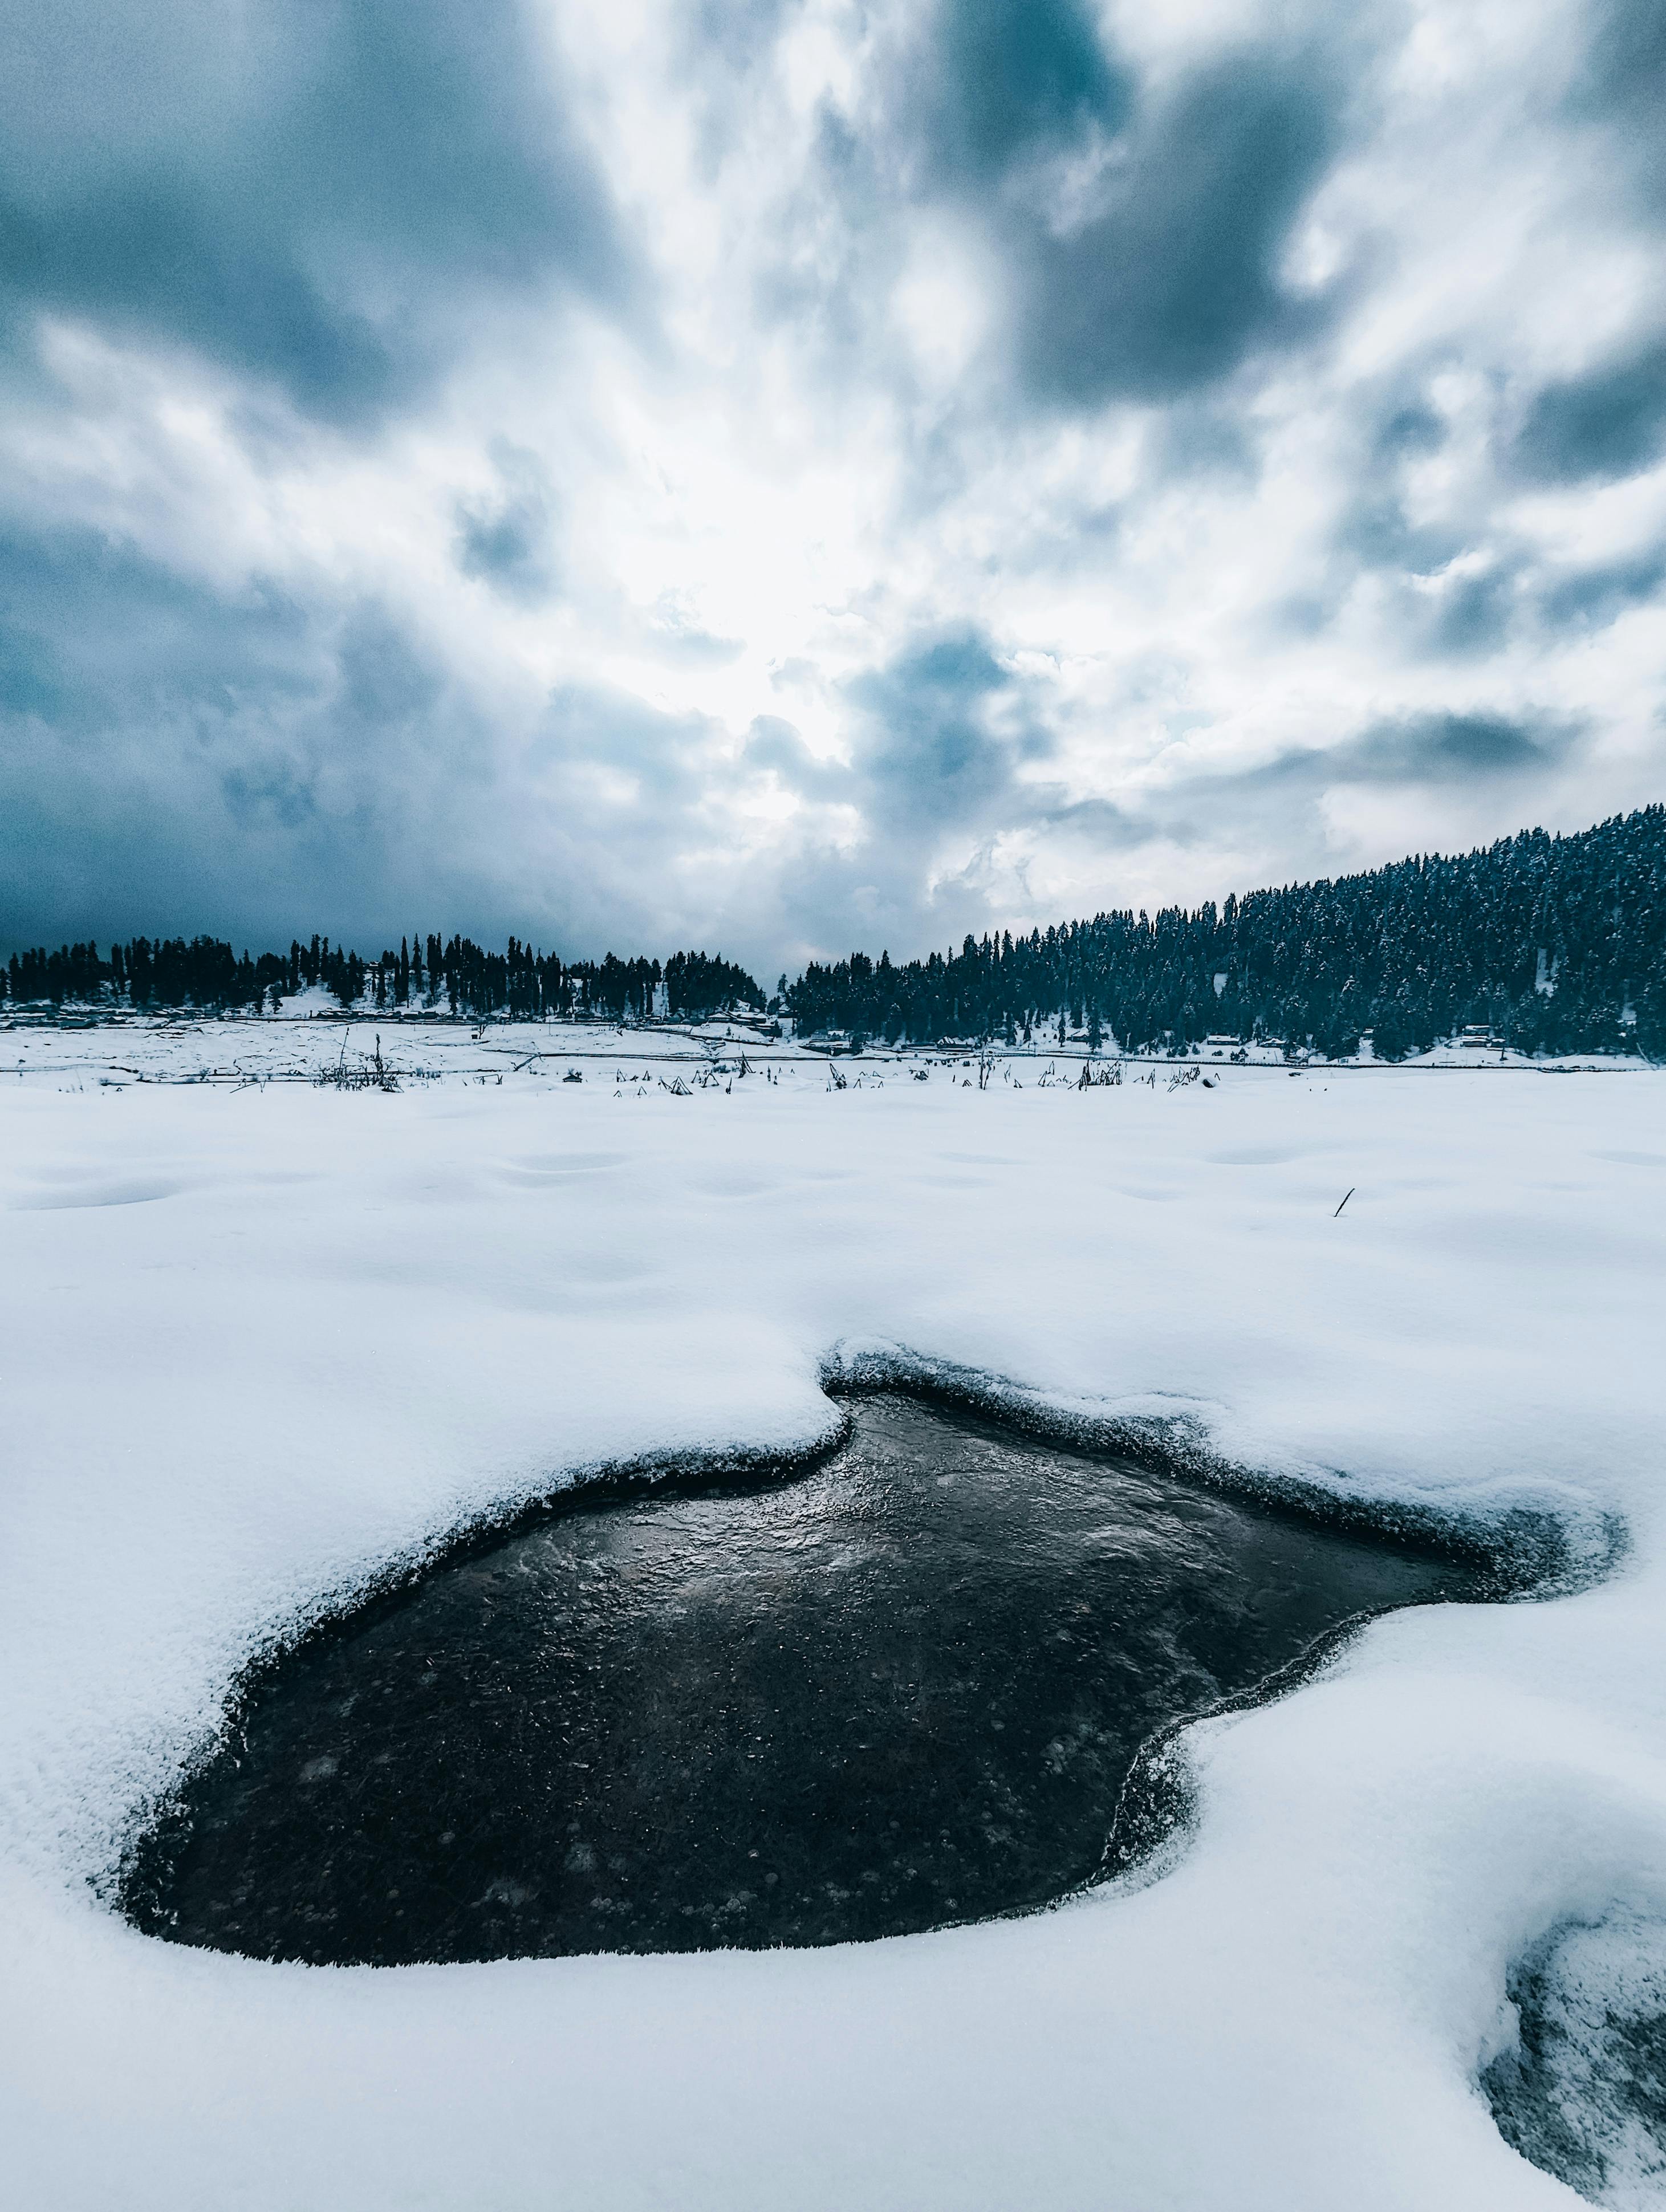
[910,0,1361,405]
[1319,387,1461,603]
[1511,337,1666,485]
[332,609,446,736]
[921,0,1132,185]
[1337,493,1458,578]
[0,526,318,738]
[1431,567,1526,658]
[1334,711,1571,782]
[0,0,636,421]
[0,522,493,949]
[1010,55,1341,405]
[725,631,1094,960]
[773,3,1362,424]
[1572,0,1666,206]
[1317,374,1664,664]
[1375,404,1445,460]
[1060,710,1585,874]
[456,444,560,600]
[0,528,802,965]
[845,629,1030,825]
[1538,548,1666,631]
[745,630,1046,836]
[1314,359,1666,668]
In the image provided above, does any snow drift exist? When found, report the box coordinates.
[2,1044,1664,2208]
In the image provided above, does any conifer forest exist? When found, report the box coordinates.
[6,806,1664,1058]
[785,807,1666,1058]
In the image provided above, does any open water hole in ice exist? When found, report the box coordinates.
[123,1395,1484,1966]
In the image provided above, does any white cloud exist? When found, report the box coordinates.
[1,0,1662,972]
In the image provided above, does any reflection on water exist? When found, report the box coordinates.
[123,1396,1477,1963]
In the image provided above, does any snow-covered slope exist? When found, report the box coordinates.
[2,1054,1663,2209]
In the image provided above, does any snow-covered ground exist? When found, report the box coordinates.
[2,1036,1664,2209]
[4,1007,1651,1087]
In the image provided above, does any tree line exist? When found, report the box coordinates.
[7,806,1664,1055]
[2,932,763,1024]
[782,806,1666,1059]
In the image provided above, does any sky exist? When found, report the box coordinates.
[1,0,1663,977]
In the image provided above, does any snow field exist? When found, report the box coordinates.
[2,1055,1664,2208]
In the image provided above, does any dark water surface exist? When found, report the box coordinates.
[124,1396,1480,1964]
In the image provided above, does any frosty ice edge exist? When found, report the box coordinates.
[117,1359,1602,1969]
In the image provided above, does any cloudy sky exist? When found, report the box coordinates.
[2,0,1663,974]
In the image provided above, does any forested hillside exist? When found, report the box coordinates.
[2,933,761,1024]
[7,808,1663,1055]
[783,807,1666,1059]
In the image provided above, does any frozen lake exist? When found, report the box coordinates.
[125,1395,1476,1964]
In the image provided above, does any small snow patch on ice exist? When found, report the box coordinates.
[1485,1910,1666,2207]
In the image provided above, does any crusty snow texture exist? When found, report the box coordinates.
[2,1043,1665,2211]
